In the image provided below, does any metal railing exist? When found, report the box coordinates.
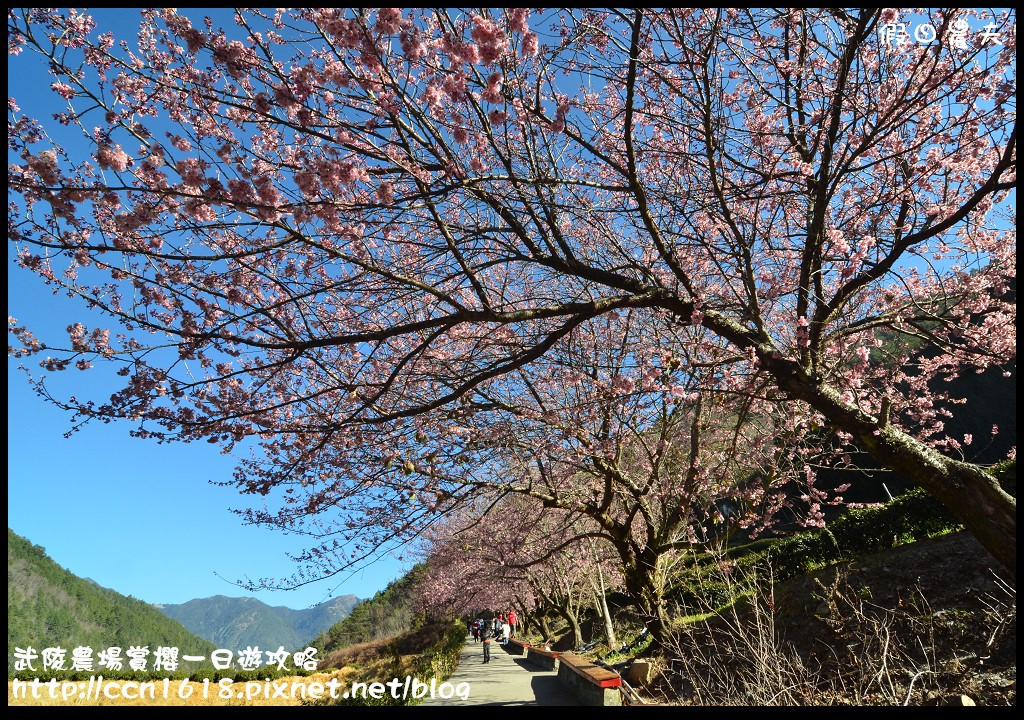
[619,678,646,705]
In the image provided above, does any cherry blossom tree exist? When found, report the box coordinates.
[8,8,1016,575]
[416,503,534,620]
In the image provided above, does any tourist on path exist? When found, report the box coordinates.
[481,624,493,663]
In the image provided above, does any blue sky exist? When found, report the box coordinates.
[7,272,406,609]
[7,8,407,611]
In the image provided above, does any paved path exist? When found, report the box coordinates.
[421,635,578,706]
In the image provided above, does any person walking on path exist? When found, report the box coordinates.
[507,609,517,637]
[481,624,493,663]
[501,619,511,646]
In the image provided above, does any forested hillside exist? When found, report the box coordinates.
[7,529,214,674]
[310,565,426,655]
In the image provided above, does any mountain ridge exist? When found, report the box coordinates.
[157,593,360,651]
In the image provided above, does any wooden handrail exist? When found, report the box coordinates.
[557,653,622,688]
[527,646,559,658]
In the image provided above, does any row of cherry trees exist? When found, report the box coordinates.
[408,308,841,640]
[415,497,621,648]
[7,7,1016,624]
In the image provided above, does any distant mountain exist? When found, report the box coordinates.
[7,528,214,675]
[272,595,362,644]
[157,594,360,651]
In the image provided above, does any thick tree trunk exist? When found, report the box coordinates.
[540,614,553,643]
[861,431,1017,575]
[555,605,584,649]
[621,554,670,646]
[636,587,669,646]
[769,362,1017,576]
[662,303,1017,576]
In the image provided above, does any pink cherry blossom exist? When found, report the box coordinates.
[95,142,131,172]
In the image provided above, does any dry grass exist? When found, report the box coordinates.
[321,637,392,669]
[653,533,1017,706]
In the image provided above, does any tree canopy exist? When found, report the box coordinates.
[8,8,1017,584]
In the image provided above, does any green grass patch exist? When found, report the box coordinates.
[667,481,975,614]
